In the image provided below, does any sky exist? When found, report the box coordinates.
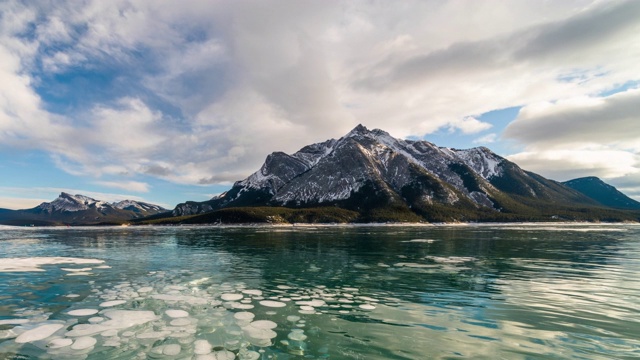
[1,0,639,210]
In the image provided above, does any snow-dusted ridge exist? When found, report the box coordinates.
[237,124,505,205]
[36,193,166,214]
[173,124,532,217]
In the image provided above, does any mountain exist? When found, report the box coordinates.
[0,193,167,226]
[168,125,638,223]
[562,177,640,210]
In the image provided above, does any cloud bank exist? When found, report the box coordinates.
[0,0,639,193]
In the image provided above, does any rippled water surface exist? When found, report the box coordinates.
[1,224,639,359]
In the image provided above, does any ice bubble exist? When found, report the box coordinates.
[298,310,315,315]
[66,272,93,276]
[68,309,98,316]
[71,336,97,350]
[101,329,119,337]
[170,318,192,326]
[259,300,286,308]
[163,343,181,355]
[232,303,254,310]
[65,310,157,337]
[47,337,73,348]
[100,300,126,307]
[61,267,93,272]
[286,315,301,322]
[359,304,376,310]
[0,257,104,272]
[221,293,243,301]
[194,339,212,355]
[243,323,278,342]
[16,323,65,343]
[301,299,325,307]
[165,309,189,318]
[299,306,314,311]
[88,317,104,324]
[0,319,30,325]
[287,330,307,341]
[403,239,437,243]
[234,312,255,321]
[137,286,153,293]
[65,294,80,298]
[137,330,171,339]
[151,294,209,305]
[242,289,262,296]
[250,320,277,330]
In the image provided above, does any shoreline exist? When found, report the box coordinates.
[2,221,639,230]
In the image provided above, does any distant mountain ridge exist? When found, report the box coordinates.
[562,177,640,210]
[0,193,167,226]
[167,125,638,223]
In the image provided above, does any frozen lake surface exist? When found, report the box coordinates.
[1,224,639,359]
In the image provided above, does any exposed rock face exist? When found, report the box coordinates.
[173,125,599,219]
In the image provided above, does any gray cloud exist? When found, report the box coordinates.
[353,0,640,92]
[141,165,172,177]
[503,88,640,149]
[514,0,640,61]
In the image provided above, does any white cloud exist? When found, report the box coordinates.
[473,133,497,144]
[449,117,492,134]
[94,181,150,193]
[507,149,639,181]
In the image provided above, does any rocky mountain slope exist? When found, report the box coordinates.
[0,193,167,226]
[563,177,640,210]
[170,125,637,223]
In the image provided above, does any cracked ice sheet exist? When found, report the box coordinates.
[0,257,104,272]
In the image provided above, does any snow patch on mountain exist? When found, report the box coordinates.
[113,200,165,213]
[36,193,166,214]
[452,147,504,179]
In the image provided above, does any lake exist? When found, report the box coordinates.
[1,224,639,359]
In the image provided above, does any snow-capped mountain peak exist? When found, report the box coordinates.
[113,200,165,213]
[44,192,102,212]
[35,193,166,214]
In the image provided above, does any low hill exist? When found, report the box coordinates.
[563,177,640,210]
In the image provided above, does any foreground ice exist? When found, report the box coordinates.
[0,257,104,272]
[0,259,387,359]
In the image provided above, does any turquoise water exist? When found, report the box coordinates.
[1,224,639,359]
